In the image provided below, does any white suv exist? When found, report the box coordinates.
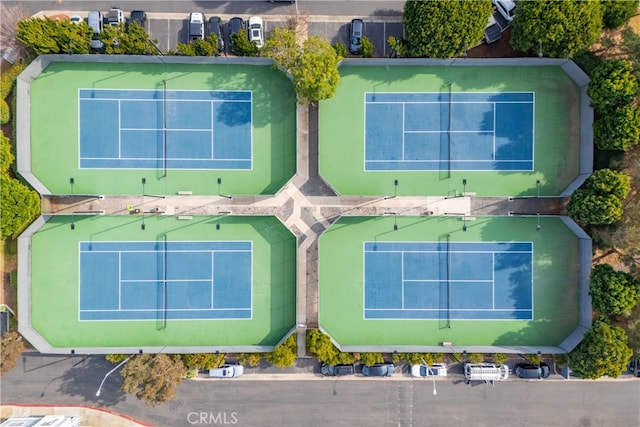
[493,0,516,22]
[248,16,264,48]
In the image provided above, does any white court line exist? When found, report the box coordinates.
[492,252,495,310]
[401,252,405,309]
[211,251,215,310]
[118,99,122,159]
[118,251,122,310]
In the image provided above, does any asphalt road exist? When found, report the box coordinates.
[2,354,639,426]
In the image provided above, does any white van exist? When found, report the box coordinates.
[87,11,104,50]
[464,363,509,383]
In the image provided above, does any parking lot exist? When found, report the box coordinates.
[144,13,403,57]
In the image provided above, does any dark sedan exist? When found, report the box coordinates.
[362,363,394,377]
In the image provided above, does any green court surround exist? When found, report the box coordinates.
[319,216,580,349]
[29,215,296,350]
[29,62,296,195]
[319,65,581,197]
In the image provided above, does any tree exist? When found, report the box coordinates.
[106,354,129,363]
[120,353,187,406]
[0,2,30,62]
[0,175,41,237]
[181,353,225,369]
[590,264,640,316]
[17,17,92,55]
[621,27,640,81]
[290,37,341,104]
[570,318,632,379]
[231,32,259,57]
[621,302,640,355]
[361,36,374,58]
[265,334,297,368]
[585,168,632,200]
[510,0,602,58]
[594,106,640,151]
[101,23,155,55]
[587,59,639,113]
[601,0,639,29]
[403,0,493,58]
[567,190,623,225]
[0,331,23,375]
[175,35,219,57]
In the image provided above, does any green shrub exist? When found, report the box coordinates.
[332,43,348,59]
[399,353,441,365]
[0,99,9,125]
[0,130,14,173]
[527,353,542,365]
[593,106,640,151]
[265,334,297,368]
[181,353,225,369]
[492,353,509,365]
[0,176,41,238]
[237,353,263,367]
[567,190,623,225]
[361,36,374,58]
[588,59,639,113]
[359,352,383,366]
[585,168,632,200]
[106,354,130,363]
[9,271,17,288]
[466,353,485,364]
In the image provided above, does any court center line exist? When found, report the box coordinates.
[492,252,495,310]
[211,101,216,162]
[211,251,216,310]
[118,251,122,311]
[401,251,405,309]
[402,102,405,161]
[118,99,122,160]
[493,102,496,161]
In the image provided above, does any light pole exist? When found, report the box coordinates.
[421,358,437,395]
[96,356,131,397]
[536,179,540,198]
[141,178,146,230]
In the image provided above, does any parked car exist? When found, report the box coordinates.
[188,12,205,43]
[87,11,104,50]
[229,17,245,53]
[248,16,264,48]
[493,0,516,22]
[349,19,363,55]
[107,7,125,27]
[208,365,244,378]
[515,363,550,379]
[362,363,394,377]
[484,14,502,44]
[129,10,147,29]
[410,363,447,378]
[69,15,83,25]
[321,364,355,376]
[208,16,224,53]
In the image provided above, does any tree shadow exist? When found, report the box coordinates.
[57,356,127,408]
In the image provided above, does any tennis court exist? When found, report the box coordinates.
[26,60,297,195]
[319,216,581,348]
[79,89,252,170]
[365,92,534,171]
[80,240,252,321]
[364,241,532,320]
[25,215,296,350]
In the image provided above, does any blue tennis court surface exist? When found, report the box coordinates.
[79,89,252,169]
[364,92,534,171]
[364,242,533,320]
[79,241,252,320]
